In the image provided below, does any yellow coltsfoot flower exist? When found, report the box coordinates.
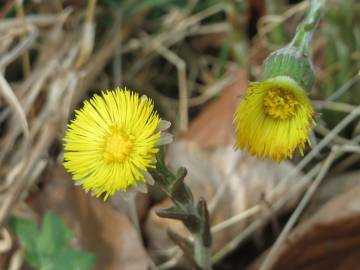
[233,76,314,161]
[233,0,323,161]
[63,88,172,200]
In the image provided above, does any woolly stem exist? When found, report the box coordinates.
[289,0,323,56]
[150,148,212,270]
[262,0,324,90]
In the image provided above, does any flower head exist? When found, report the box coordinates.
[63,88,171,200]
[233,76,314,161]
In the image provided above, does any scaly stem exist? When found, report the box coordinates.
[289,0,323,56]
[262,0,324,90]
[150,148,212,270]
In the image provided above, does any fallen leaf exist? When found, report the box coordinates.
[250,186,360,270]
[304,170,360,217]
[184,68,247,148]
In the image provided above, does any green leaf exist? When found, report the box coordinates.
[9,217,41,267]
[9,212,96,270]
[37,249,95,270]
[37,212,73,256]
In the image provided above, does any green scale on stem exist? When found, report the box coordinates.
[150,147,212,270]
[262,0,323,91]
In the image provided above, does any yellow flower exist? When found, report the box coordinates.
[63,88,172,199]
[233,76,314,161]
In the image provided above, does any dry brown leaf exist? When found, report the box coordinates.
[184,68,247,148]
[190,33,226,51]
[304,170,360,217]
[250,186,360,270]
[0,254,7,269]
[32,166,149,270]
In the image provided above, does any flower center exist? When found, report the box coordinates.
[103,129,133,162]
[263,88,298,120]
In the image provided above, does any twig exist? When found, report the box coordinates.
[112,10,122,87]
[123,3,227,74]
[15,0,31,78]
[0,74,30,173]
[212,102,360,263]
[0,228,12,253]
[260,195,281,237]
[313,100,357,113]
[314,124,354,145]
[0,25,38,71]
[158,249,184,270]
[259,147,338,270]
[208,153,242,213]
[8,247,24,270]
[0,74,29,142]
[151,39,189,132]
[326,74,360,101]
[155,3,226,50]
[257,1,308,50]
[0,65,72,227]
[211,163,322,264]
[211,206,260,234]
[186,22,231,36]
[294,105,360,171]
[331,153,360,173]
[269,104,360,200]
[75,0,96,68]
[0,12,71,30]
[188,74,236,107]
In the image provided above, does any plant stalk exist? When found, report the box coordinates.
[289,0,323,55]
[151,148,212,270]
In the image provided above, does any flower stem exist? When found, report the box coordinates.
[150,148,212,270]
[289,0,323,55]
[262,0,324,90]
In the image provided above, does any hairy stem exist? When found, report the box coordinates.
[151,148,212,270]
[289,0,323,55]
